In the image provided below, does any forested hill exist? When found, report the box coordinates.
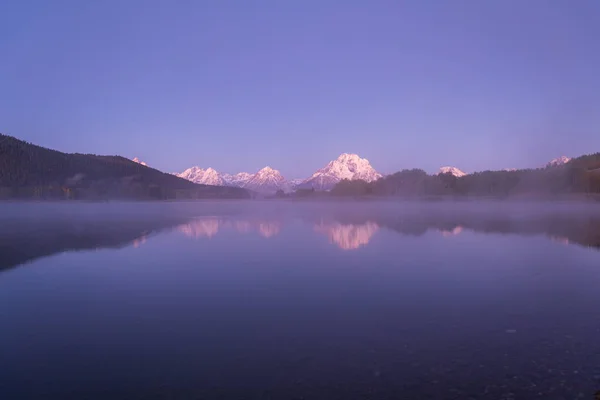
[329,153,600,198]
[0,134,249,200]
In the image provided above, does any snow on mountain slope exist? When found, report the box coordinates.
[438,166,467,177]
[176,167,225,186]
[243,166,288,193]
[546,156,571,167]
[176,166,291,193]
[176,153,381,192]
[222,172,253,187]
[132,157,147,166]
[301,153,382,190]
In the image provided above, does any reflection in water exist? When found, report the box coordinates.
[2,203,600,272]
[550,235,570,245]
[258,222,280,238]
[439,225,464,237]
[178,218,281,239]
[178,218,220,238]
[132,235,148,248]
[178,217,379,250]
[4,204,600,400]
[234,220,252,234]
[314,221,379,250]
[0,214,190,272]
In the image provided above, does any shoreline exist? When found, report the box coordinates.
[1,193,599,204]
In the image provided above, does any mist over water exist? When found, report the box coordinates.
[1,201,600,399]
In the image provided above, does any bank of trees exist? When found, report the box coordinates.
[330,153,600,197]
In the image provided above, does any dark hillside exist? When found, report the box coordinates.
[0,134,249,199]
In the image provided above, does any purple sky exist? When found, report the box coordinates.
[1,0,599,178]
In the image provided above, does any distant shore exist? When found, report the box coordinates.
[2,192,600,203]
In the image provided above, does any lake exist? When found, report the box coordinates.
[1,201,600,399]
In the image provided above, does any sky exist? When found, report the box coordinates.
[1,0,599,178]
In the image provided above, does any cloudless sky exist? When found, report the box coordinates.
[1,0,599,178]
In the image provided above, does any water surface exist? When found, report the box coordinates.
[1,201,600,399]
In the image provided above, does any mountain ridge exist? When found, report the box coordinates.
[175,153,383,193]
[173,155,581,192]
[438,166,467,178]
[0,133,249,200]
[300,153,382,190]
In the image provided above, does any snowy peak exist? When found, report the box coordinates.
[336,153,363,164]
[200,168,225,186]
[176,166,225,186]
[176,165,290,194]
[244,166,287,192]
[222,172,253,187]
[302,153,382,190]
[546,156,571,167]
[132,157,147,166]
[175,153,381,192]
[254,166,280,178]
[438,166,467,177]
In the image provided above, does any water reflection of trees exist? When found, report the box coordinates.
[176,211,600,252]
[0,215,190,272]
[325,211,600,251]
[3,206,600,272]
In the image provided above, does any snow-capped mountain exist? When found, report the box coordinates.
[438,166,467,177]
[175,153,381,193]
[176,167,225,186]
[243,166,287,193]
[222,172,253,187]
[546,156,571,167]
[132,157,147,166]
[175,166,290,194]
[300,153,382,190]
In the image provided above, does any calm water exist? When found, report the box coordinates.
[1,201,600,399]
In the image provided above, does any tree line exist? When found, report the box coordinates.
[329,154,600,197]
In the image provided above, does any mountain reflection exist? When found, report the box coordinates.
[178,218,220,238]
[314,220,379,250]
[132,235,148,248]
[439,226,464,237]
[178,217,379,250]
[2,203,600,272]
[178,217,281,239]
[549,236,570,245]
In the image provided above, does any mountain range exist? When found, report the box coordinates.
[2,132,580,199]
[174,153,573,193]
[175,153,382,193]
